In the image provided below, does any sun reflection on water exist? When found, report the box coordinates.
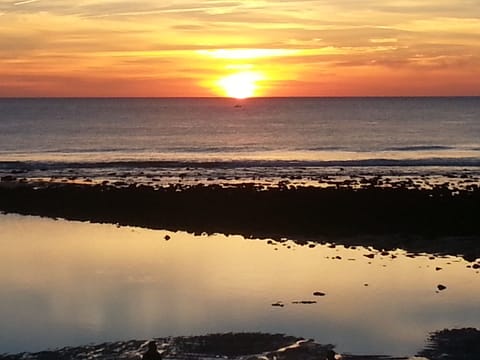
[0,214,479,356]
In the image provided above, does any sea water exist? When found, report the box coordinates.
[1,97,480,180]
[1,214,479,356]
[1,98,480,356]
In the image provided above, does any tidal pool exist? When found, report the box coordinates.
[0,214,478,356]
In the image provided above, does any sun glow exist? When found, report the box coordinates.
[218,71,263,99]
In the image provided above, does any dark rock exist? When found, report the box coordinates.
[292,300,317,304]
[1,175,16,182]
[418,328,480,360]
[172,333,303,357]
[437,284,447,291]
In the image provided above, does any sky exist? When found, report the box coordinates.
[1,0,479,97]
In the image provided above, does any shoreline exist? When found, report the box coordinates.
[1,179,479,262]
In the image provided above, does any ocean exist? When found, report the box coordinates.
[1,97,480,356]
[1,97,480,186]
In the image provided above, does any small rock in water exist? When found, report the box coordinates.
[292,300,317,304]
[435,267,442,271]
[313,292,326,296]
[164,235,171,241]
[437,284,447,291]
[271,302,285,307]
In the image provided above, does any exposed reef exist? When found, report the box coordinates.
[3,329,479,359]
[1,180,479,261]
[1,177,480,261]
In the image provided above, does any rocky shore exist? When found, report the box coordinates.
[1,329,479,360]
[0,179,479,261]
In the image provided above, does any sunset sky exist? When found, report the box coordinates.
[1,0,479,97]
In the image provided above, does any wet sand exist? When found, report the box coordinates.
[0,179,479,261]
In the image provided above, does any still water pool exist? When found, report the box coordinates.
[0,214,478,356]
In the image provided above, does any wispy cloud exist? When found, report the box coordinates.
[1,0,479,96]
[13,0,39,6]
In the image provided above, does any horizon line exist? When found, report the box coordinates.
[1,95,480,100]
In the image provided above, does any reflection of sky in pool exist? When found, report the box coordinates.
[0,214,479,356]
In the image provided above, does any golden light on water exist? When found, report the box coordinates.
[2,214,480,355]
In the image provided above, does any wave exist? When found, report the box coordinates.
[304,146,348,151]
[385,145,454,152]
[2,157,480,171]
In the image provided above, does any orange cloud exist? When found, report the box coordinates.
[0,1,479,96]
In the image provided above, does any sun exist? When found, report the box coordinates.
[218,71,263,99]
